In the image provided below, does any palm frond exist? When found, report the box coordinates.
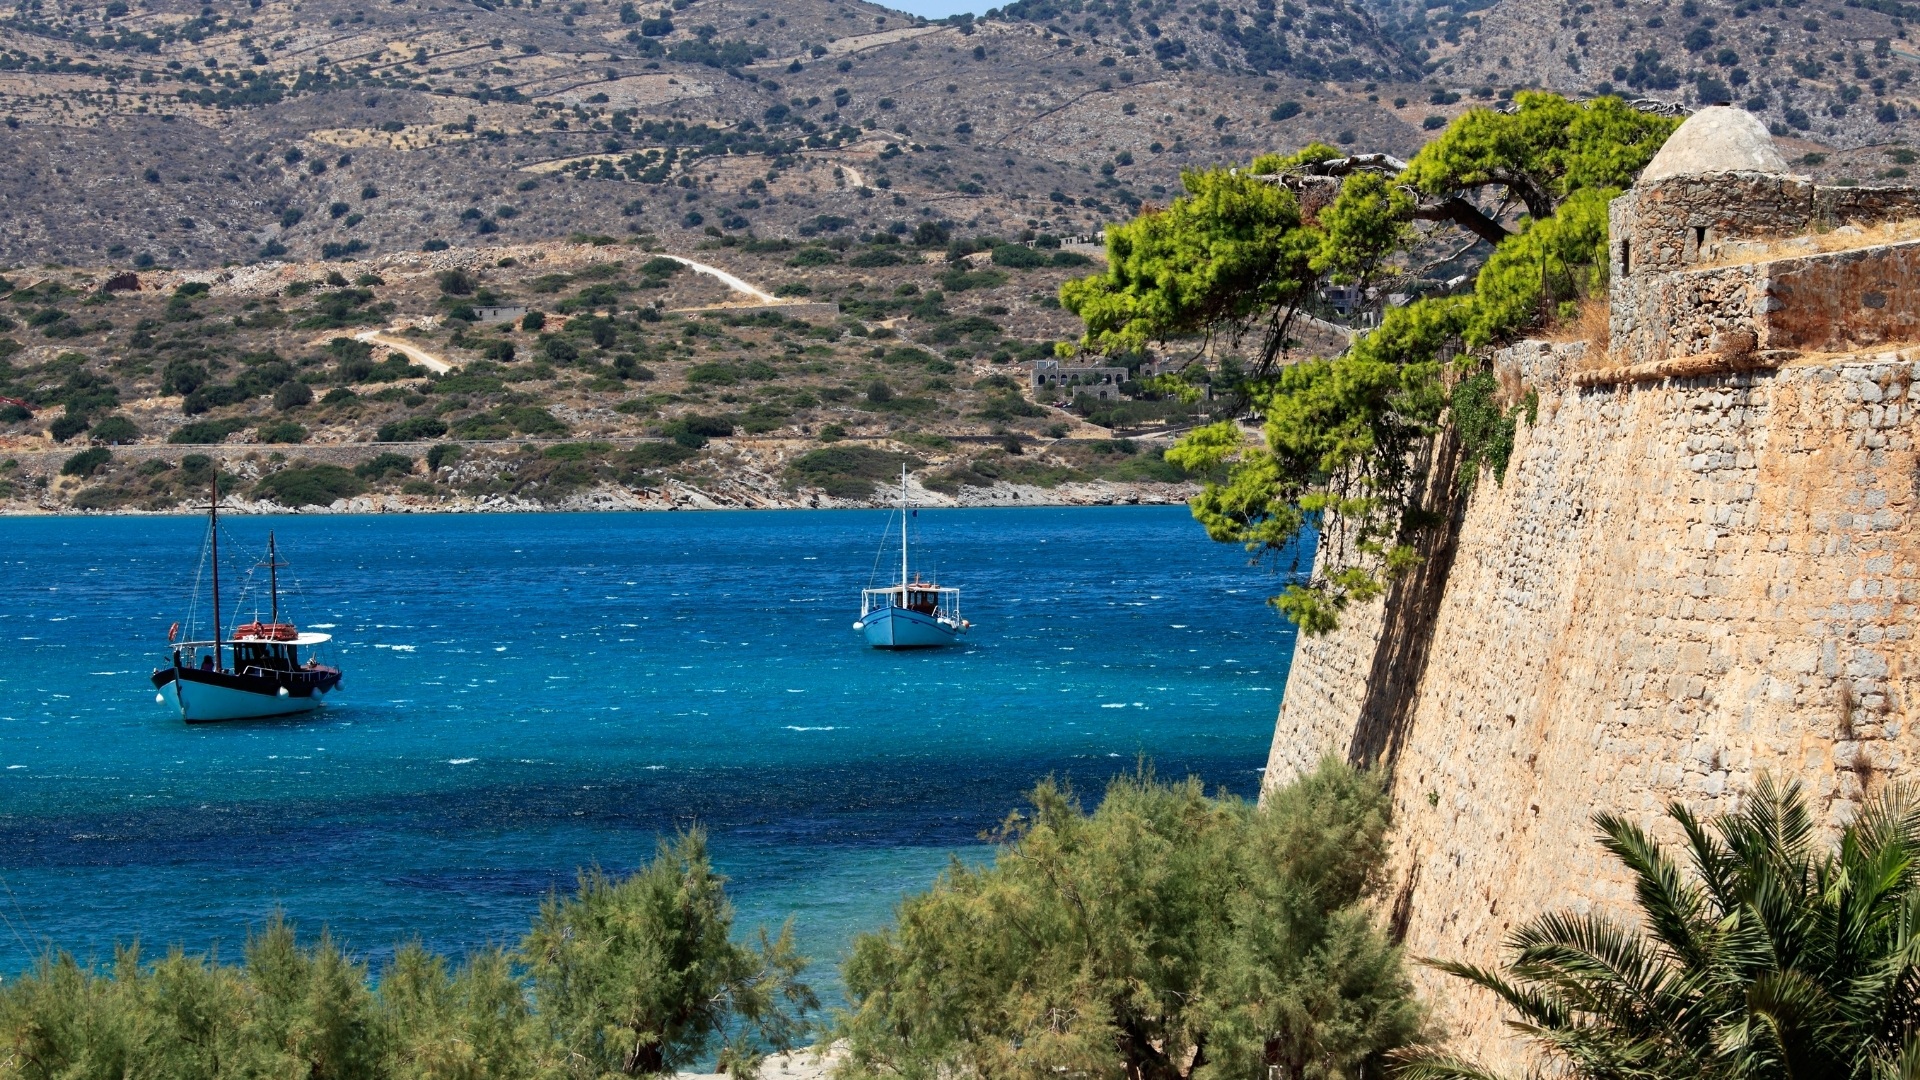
[1595,811,1712,971]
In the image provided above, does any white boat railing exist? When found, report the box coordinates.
[861,584,963,623]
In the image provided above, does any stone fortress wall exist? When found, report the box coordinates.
[1261,108,1920,1071]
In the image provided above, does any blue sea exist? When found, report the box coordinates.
[0,507,1300,994]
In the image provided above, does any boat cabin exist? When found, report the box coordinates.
[171,628,332,676]
[861,581,962,623]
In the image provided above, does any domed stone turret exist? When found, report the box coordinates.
[1639,105,1789,181]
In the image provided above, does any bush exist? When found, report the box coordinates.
[183,384,250,414]
[427,443,465,471]
[975,393,1046,421]
[0,838,810,1080]
[437,269,477,295]
[847,248,905,268]
[355,452,416,480]
[376,416,449,442]
[87,415,140,444]
[661,413,735,448]
[168,419,249,444]
[60,446,112,477]
[254,464,368,506]
[274,381,315,411]
[787,247,840,267]
[256,421,309,444]
[162,358,209,396]
[47,410,91,442]
[839,759,1420,1080]
[990,244,1049,269]
[786,445,919,498]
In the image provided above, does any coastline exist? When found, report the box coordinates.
[0,434,1200,515]
[0,476,1199,515]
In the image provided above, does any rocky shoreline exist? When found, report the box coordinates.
[0,476,1199,516]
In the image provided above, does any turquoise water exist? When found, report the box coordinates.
[0,507,1299,992]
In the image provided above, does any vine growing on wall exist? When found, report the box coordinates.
[1061,93,1677,634]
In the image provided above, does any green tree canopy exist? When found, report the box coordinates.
[523,829,816,1079]
[1061,95,1679,633]
[835,758,1422,1080]
[0,831,814,1080]
[1401,777,1920,1079]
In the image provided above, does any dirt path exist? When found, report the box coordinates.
[355,329,453,373]
[657,255,780,304]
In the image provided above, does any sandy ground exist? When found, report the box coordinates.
[678,1044,843,1080]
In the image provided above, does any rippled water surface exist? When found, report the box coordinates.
[0,507,1298,990]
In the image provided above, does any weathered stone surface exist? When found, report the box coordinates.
[1640,106,1790,182]
[1267,141,1920,1073]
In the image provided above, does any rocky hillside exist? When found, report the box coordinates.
[0,235,1217,511]
[1392,0,1920,180]
[0,0,1440,270]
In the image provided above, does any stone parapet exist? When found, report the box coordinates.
[1266,354,1920,1071]
[1610,237,1920,364]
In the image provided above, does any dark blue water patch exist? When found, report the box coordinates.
[0,507,1303,983]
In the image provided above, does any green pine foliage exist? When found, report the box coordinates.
[1062,94,1679,634]
[0,831,814,1080]
[1400,777,1920,1079]
[836,758,1423,1080]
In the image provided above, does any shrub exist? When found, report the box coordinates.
[87,415,140,444]
[183,384,249,414]
[786,445,919,498]
[47,411,91,443]
[541,337,580,364]
[162,358,209,396]
[977,393,1047,421]
[427,443,465,471]
[254,464,367,506]
[847,249,904,268]
[256,421,309,444]
[274,381,315,411]
[839,759,1419,1080]
[376,417,449,442]
[355,452,416,480]
[662,413,734,448]
[521,311,546,332]
[60,446,112,477]
[787,247,840,267]
[437,269,477,295]
[990,244,1049,269]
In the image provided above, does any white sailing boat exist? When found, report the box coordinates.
[853,467,968,649]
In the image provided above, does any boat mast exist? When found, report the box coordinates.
[268,531,279,624]
[209,473,222,671]
[900,465,909,594]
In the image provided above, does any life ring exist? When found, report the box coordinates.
[167,621,180,643]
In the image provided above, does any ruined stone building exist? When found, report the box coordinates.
[1030,358,1130,401]
[1264,107,1920,1070]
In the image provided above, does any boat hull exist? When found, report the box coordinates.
[152,666,339,723]
[858,605,961,649]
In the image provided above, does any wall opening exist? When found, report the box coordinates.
[1620,240,1631,275]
